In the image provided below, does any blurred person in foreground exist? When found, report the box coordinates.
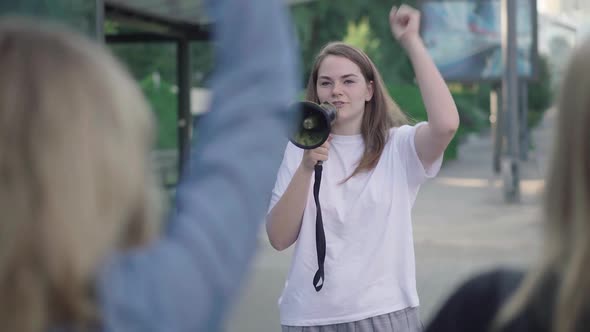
[0,0,298,331]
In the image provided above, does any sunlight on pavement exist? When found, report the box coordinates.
[434,177,545,194]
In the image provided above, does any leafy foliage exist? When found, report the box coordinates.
[0,0,96,37]
[140,74,178,150]
[104,0,551,163]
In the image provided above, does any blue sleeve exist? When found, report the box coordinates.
[96,0,300,331]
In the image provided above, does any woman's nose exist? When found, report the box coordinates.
[331,82,343,96]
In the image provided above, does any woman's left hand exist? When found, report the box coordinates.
[389,4,421,49]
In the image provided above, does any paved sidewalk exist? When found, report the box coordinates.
[225,109,556,332]
[411,108,555,323]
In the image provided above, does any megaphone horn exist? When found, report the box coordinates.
[289,101,337,150]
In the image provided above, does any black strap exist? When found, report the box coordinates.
[312,162,326,292]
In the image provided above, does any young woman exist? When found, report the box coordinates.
[267,4,459,331]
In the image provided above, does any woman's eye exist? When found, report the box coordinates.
[319,81,331,86]
[344,80,355,84]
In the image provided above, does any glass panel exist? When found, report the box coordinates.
[110,42,179,189]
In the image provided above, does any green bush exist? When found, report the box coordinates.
[140,74,178,150]
[388,84,489,162]
[388,84,427,123]
[453,92,488,132]
[527,55,553,128]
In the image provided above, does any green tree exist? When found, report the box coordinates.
[140,74,178,150]
[527,54,553,127]
[110,43,177,83]
[291,0,417,85]
[343,17,381,65]
[106,18,214,88]
[0,0,96,37]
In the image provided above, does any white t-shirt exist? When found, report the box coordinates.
[267,123,443,326]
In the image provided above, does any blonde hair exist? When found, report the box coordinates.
[494,38,590,332]
[306,42,408,180]
[0,18,162,331]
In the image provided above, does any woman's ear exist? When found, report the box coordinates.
[366,80,374,102]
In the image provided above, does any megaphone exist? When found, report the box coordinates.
[287,101,337,293]
[289,101,337,150]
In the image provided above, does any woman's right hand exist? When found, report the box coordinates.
[300,137,331,172]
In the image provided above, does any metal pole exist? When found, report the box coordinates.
[501,0,520,202]
[519,80,529,161]
[491,85,502,173]
[95,0,104,43]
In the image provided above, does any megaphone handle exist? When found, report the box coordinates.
[312,162,326,292]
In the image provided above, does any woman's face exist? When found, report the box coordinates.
[316,55,373,134]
